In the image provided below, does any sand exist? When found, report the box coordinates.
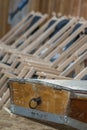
[0,110,57,130]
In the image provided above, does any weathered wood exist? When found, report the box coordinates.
[0,0,10,38]
[10,80,70,114]
[1,11,34,41]
[75,67,87,80]
[57,42,87,72]
[2,13,48,45]
[9,79,87,129]
[0,13,87,112]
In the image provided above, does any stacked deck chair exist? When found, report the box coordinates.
[0,12,86,113]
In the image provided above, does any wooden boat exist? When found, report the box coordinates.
[9,79,87,130]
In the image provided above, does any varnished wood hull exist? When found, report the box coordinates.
[9,79,87,130]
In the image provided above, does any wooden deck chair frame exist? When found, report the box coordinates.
[44,22,87,67]
[1,12,48,46]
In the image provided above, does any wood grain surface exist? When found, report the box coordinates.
[10,81,70,115]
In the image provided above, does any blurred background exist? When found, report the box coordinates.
[0,0,87,38]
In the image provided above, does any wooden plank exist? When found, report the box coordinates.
[0,89,10,109]
[0,14,87,111]
[12,15,48,50]
[55,0,61,14]
[70,0,82,17]
[2,12,48,45]
[57,42,87,72]
[60,0,71,16]
[40,0,48,14]
[10,81,70,114]
[80,0,87,19]
[47,0,56,15]
[0,0,10,38]
[60,52,87,77]
[29,0,40,12]
[22,17,66,54]
[49,24,87,68]
[74,67,87,79]
[1,11,34,41]
[51,35,87,67]
[11,14,48,48]
[34,18,77,58]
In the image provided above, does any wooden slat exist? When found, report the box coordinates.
[80,0,87,19]
[0,13,87,112]
[0,0,10,38]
